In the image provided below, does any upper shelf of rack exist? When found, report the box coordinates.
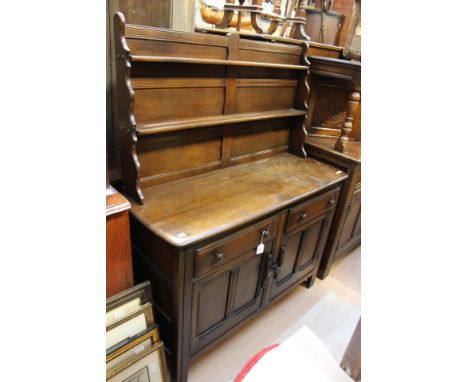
[129,55,309,71]
[136,109,307,136]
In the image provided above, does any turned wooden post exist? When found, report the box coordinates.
[250,0,265,33]
[288,0,310,40]
[216,0,235,29]
[266,0,283,34]
[335,90,360,152]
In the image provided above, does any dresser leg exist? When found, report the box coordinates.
[304,276,315,289]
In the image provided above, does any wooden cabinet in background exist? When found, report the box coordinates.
[337,181,361,256]
[306,56,361,141]
[304,55,361,279]
[106,186,133,298]
[305,137,360,279]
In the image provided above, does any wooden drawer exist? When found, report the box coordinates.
[286,187,340,233]
[194,216,278,277]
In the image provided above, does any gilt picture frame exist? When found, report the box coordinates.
[106,302,155,350]
[106,281,153,326]
[107,326,160,374]
[107,340,170,382]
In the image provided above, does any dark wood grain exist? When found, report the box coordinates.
[130,153,346,247]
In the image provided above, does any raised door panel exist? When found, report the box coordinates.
[268,208,334,301]
[190,243,271,354]
[275,231,302,284]
[232,253,263,313]
[298,220,321,269]
[269,218,326,300]
[195,272,231,336]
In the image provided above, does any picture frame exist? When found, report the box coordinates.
[106,302,155,350]
[107,281,153,326]
[107,340,170,382]
[107,326,160,373]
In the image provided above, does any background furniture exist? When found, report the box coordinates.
[306,56,360,139]
[113,13,347,382]
[342,0,360,60]
[106,186,133,298]
[312,0,357,47]
[304,7,344,45]
[304,55,360,279]
[305,138,360,278]
[340,318,361,381]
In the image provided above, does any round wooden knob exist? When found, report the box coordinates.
[214,252,224,261]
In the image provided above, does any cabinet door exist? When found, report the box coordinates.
[337,185,361,256]
[190,242,272,353]
[268,213,331,300]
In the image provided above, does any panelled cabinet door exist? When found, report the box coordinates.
[190,243,271,354]
[337,185,361,256]
[268,214,330,300]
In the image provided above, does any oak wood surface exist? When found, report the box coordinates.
[130,55,308,70]
[306,135,361,164]
[136,109,306,136]
[130,153,347,247]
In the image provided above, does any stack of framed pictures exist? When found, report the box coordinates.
[106,281,170,382]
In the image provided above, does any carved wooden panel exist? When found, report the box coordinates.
[312,83,350,132]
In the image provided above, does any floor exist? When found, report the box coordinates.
[187,246,361,382]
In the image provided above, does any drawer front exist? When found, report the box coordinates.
[286,187,340,233]
[194,216,278,277]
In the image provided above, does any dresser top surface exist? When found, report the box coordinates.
[130,153,347,247]
[306,136,361,164]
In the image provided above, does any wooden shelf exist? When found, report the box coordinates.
[136,109,307,136]
[130,55,308,71]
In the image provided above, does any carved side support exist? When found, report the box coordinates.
[114,12,144,204]
[289,41,311,158]
[334,90,361,153]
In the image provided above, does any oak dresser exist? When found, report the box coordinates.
[113,13,348,382]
